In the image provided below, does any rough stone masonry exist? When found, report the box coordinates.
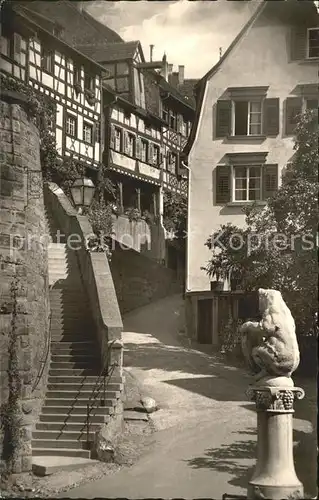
[0,96,50,473]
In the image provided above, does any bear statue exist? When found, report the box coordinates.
[240,288,300,383]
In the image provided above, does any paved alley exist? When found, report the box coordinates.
[64,295,317,499]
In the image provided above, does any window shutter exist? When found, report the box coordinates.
[13,33,22,63]
[216,100,231,138]
[176,115,182,133]
[136,137,141,159]
[290,27,307,61]
[262,164,278,200]
[215,165,231,204]
[263,98,279,136]
[110,124,115,149]
[285,97,302,136]
[176,153,182,178]
[124,131,129,153]
[149,142,154,164]
[159,152,163,166]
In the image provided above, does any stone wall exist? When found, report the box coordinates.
[110,241,182,314]
[0,96,50,473]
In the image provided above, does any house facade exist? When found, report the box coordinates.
[184,0,318,295]
[1,3,105,174]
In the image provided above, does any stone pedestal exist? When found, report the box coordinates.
[246,378,305,500]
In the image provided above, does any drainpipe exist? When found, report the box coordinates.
[181,160,191,294]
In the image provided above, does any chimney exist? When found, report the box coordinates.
[178,65,184,85]
[150,44,154,62]
[161,53,168,81]
[168,64,173,75]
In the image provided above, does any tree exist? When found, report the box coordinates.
[163,190,187,251]
[203,109,318,333]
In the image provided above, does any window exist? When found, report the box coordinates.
[0,36,10,57]
[305,98,318,111]
[41,48,53,73]
[233,166,262,202]
[181,118,187,137]
[233,100,262,136]
[215,163,278,205]
[170,111,177,130]
[114,127,122,152]
[216,95,279,138]
[162,104,169,123]
[73,63,81,85]
[141,139,148,163]
[116,77,129,93]
[95,122,101,144]
[127,133,135,157]
[307,28,319,59]
[66,115,77,137]
[167,152,177,174]
[84,73,94,91]
[152,145,160,166]
[116,62,129,75]
[83,122,93,144]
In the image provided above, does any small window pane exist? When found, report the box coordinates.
[249,124,261,135]
[103,64,115,78]
[235,178,247,190]
[235,190,246,201]
[249,166,261,178]
[250,101,262,113]
[235,167,246,178]
[116,77,129,93]
[249,189,261,201]
[116,62,129,75]
[1,36,10,57]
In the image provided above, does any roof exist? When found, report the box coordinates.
[75,41,140,63]
[156,73,195,111]
[16,1,122,47]
[12,4,106,72]
[176,79,199,108]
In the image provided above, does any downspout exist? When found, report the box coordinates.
[181,160,191,294]
[103,94,118,177]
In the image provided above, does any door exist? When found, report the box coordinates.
[197,299,213,344]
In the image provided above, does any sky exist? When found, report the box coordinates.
[84,0,261,79]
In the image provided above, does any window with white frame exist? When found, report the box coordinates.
[83,122,93,144]
[141,139,148,162]
[127,133,135,157]
[233,100,262,136]
[307,28,319,59]
[169,111,177,131]
[233,166,262,202]
[114,127,122,152]
[84,73,95,91]
[162,103,169,123]
[66,115,77,137]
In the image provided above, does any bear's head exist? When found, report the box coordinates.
[258,288,283,313]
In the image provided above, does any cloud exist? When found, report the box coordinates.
[85,0,261,78]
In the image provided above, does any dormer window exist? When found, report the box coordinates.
[307,28,319,59]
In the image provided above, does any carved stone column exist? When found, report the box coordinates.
[246,380,305,500]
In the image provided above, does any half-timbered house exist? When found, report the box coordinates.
[1,3,105,174]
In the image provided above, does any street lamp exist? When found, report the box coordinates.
[70,177,95,214]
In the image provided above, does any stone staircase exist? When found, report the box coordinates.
[32,207,122,459]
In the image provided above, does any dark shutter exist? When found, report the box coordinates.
[215,165,231,204]
[285,97,302,136]
[149,142,154,164]
[263,98,279,136]
[136,137,141,159]
[216,100,231,138]
[290,27,307,61]
[262,164,278,200]
[124,131,129,153]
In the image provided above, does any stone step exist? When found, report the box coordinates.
[51,341,95,348]
[47,382,123,392]
[32,448,91,458]
[46,390,118,400]
[44,398,115,407]
[42,405,113,415]
[50,303,90,310]
[36,422,100,432]
[48,368,99,376]
[50,362,98,371]
[48,375,122,385]
[50,336,95,343]
[32,439,90,450]
[51,347,98,355]
[51,355,99,363]
[33,430,94,441]
[39,413,108,424]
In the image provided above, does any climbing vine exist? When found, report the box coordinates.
[1,72,115,244]
[0,273,22,473]
[163,190,187,250]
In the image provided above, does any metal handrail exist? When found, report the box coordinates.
[32,311,52,393]
[84,340,117,445]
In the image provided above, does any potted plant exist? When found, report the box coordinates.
[84,88,97,106]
